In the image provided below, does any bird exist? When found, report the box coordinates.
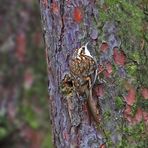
[69,43,100,123]
[69,42,97,90]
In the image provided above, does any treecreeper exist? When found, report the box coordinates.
[69,43,100,123]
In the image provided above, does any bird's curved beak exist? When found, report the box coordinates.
[85,42,89,48]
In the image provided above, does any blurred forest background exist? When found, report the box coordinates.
[0,0,52,147]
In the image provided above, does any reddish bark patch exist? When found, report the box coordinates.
[113,47,126,66]
[82,103,88,112]
[94,84,104,97]
[124,87,136,106]
[141,88,148,99]
[125,104,132,114]
[103,70,111,78]
[124,105,132,121]
[98,64,104,74]
[143,111,148,125]
[51,2,59,14]
[63,131,69,141]
[105,62,113,74]
[124,106,143,125]
[133,108,143,124]
[73,7,83,23]
[100,143,106,148]
[99,41,109,52]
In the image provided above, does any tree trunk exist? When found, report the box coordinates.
[39,0,148,147]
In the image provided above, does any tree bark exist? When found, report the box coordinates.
[39,0,121,147]
[39,0,147,147]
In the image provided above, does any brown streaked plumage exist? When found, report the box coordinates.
[69,43,97,89]
[69,43,100,123]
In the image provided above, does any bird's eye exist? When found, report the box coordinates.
[82,47,85,50]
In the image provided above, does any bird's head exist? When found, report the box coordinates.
[77,42,93,58]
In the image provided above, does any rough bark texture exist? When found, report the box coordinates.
[39,0,122,147]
